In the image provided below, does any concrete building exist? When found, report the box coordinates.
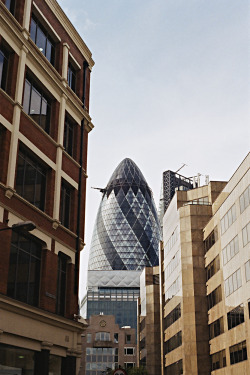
[137,266,161,375]
[0,0,94,374]
[160,153,249,374]
[79,314,137,375]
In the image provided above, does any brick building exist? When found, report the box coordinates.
[80,315,137,375]
[0,0,94,374]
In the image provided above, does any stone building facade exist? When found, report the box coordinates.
[80,315,137,375]
[0,0,94,373]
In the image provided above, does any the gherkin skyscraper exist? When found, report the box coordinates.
[82,158,161,329]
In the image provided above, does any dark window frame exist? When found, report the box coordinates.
[206,254,220,281]
[165,331,182,354]
[16,146,47,211]
[207,285,222,310]
[7,230,42,307]
[5,0,16,15]
[0,45,9,91]
[227,304,244,330]
[67,61,77,92]
[209,317,224,340]
[204,227,218,253]
[211,349,226,370]
[229,340,247,365]
[60,179,73,229]
[56,252,68,316]
[64,115,75,157]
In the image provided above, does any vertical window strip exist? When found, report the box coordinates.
[224,268,242,297]
[222,235,239,265]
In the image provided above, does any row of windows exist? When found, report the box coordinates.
[164,250,180,279]
[240,185,250,213]
[211,349,226,370]
[165,276,180,301]
[224,268,242,297]
[209,317,224,340]
[204,227,218,253]
[221,204,236,235]
[165,331,182,354]
[207,285,222,310]
[7,231,68,315]
[164,226,178,257]
[211,342,248,369]
[165,303,181,329]
[206,254,220,281]
[15,145,74,229]
[165,359,183,375]
[95,332,110,341]
[222,235,239,265]
[86,348,117,356]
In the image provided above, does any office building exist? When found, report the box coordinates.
[79,314,136,375]
[160,154,249,374]
[0,0,94,374]
[82,158,161,329]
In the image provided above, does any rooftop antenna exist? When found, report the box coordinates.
[175,163,187,174]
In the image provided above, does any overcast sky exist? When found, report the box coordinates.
[58,0,249,299]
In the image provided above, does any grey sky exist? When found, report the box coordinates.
[58,0,249,298]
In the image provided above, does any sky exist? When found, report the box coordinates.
[57,0,249,299]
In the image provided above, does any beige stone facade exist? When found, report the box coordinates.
[160,153,250,374]
[79,315,137,375]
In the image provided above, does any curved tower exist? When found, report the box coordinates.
[88,158,160,271]
[82,158,160,329]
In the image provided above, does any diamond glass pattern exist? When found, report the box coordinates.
[88,158,161,271]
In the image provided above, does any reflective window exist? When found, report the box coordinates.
[206,254,220,281]
[165,303,181,329]
[95,332,110,341]
[211,349,226,370]
[87,333,92,343]
[165,250,180,278]
[5,0,15,15]
[224,268,242,297]
[64,115,75,157]
[165,276,180,301]
[222,236,239,265]
[16,147,47,210]
[0,45,9,91]
[165,360,183,375]
[30,14,55,65]
[204,227,218,253]
[230,340,247,365]
[209,317,224,339]
[165,331,182,354]
[227,304,244,330]
[7,231,41,306]
[23,77,51,133]
[240,185,250,213]
[207,285,222,310]
[221,204,236,235]
[68,61,76,92]
[164,226,178,257]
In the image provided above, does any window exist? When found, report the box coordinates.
[165,303,181,329]
[165,276,180,301]
[222,236,239,265]
[16,147,47,211]
[114,333,118,343]
[5,0,15,15]
[68,62,76,92]
[165,250,180,278]
[56,252,68,315]
[211,349,226,370]
[125,334,131,344]
[125,363,135,368]
[165,360,183,375]
[227,304,244,330]
[242,222,250,247]
[124,348,135,355]
[221,204,236,234]
[86,333,92,343]
[164,226,178,256]
[230,340,247,365]
[30,14,55,65]
[23,76,51,133]
[204,227,218,252]
[209,317,224,339]
[207,285,222,310]
[64,115,75,157]
[0,343,34,373]
[0,45,9,91]
[240,185,250,213]
[206,254,220,281]
[49,355,61,375]
[224,268,242,297]
[95,332,110,341]
[60,179,73,229]
[7,231,41,307]
[166,331,182,354]
[245,260,250,282]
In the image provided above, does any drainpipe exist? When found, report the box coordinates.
[75,61,89,295]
